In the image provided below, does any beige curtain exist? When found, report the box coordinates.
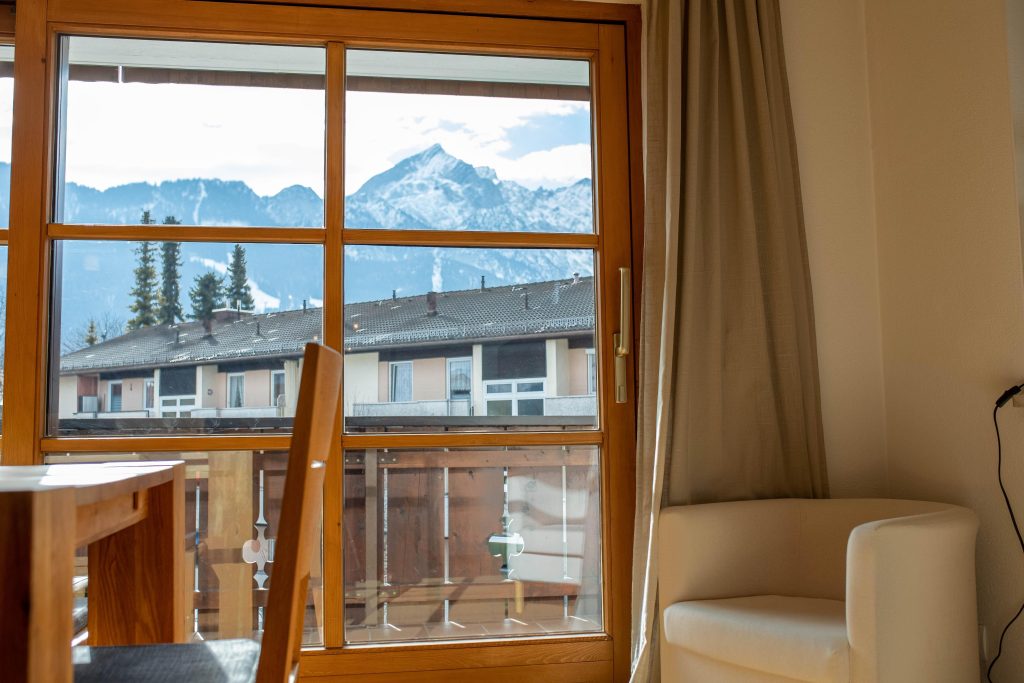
[630,0,829,680]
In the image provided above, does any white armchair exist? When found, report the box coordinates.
[658,499,979,683]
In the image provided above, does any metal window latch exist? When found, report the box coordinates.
[614,267,631,404]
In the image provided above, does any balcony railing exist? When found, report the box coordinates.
[352,399,472,417]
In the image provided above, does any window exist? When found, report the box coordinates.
[52,240,323,435]
[12,3,638,669]
[46,33,326,437]
[58,38,325,227]
[343,247,596,431]
[389,361,412,402]
[160,396,195,419]
[447,357,471,397]
[228,373,245,408]
[484,378,545,416]
[271,370,285,409]
[0,44,13,436]
[586,348,596,395]
[107,381,122,412]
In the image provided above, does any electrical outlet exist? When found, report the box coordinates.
[980,624,991,663]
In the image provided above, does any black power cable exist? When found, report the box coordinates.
[988,383,1024,682]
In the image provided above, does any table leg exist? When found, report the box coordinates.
[0,489,75,683]
[88,467,186,644]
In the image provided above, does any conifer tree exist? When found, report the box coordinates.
[226,243,255,311]
[190,272,224,333]
[158,243,184,325]
[127,241,158,330]
[84,319,98,346]
[140,210,156,225]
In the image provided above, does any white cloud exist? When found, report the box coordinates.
[190,256,281,312]
[53,81,590,197]
[488,144,592,190]
[64,82,325,197]
[346,91,591,193]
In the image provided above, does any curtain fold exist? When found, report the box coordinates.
[630,1,828,679]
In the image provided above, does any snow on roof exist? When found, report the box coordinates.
[60,276,595,375]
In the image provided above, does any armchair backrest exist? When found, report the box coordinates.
[658,498,959,607]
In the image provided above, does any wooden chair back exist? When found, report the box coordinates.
[256,343,342,683]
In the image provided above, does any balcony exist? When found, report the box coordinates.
[351,395,597,418]
[352,399,472,417]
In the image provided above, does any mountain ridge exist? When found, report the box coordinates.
[0,145,595,340]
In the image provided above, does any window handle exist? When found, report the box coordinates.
[613,267,631,404]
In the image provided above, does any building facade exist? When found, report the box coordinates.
[58,276,598,425]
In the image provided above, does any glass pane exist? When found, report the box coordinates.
[51,240,324,435]
[43,450,324,647]
[58,37,325,227]
[0,245,7,434]
[343,445,603,643]
[0,44,12,228]
[345,50,593,233]
[343,246,597,432]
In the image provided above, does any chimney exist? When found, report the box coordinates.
[392,289,397,301]
[303,299,307,313]
[175,330,181,344]
[523,290,530,310]
[426,291,438,317]
[256,321,261,337]
[572,272,580,285]
[480,275,486,292]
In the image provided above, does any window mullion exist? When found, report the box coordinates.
[322,40,346,650]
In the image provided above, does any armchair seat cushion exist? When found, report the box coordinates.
[663,595,849,683]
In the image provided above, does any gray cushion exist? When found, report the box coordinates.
[73,639,260,682]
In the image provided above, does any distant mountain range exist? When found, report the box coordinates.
[0,145,595,341]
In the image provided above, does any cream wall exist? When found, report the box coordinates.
[243,369,271,407]
[412,358,446,401]
[779,0,888,497]
[781,0,1024,671]
[862,0,1024,670]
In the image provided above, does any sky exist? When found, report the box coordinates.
[54,80,592,198]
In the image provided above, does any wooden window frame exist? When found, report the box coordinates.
[3,1,643,681]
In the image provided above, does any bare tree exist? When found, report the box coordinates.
[62,312,126,354]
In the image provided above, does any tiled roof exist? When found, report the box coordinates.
[60,276,595,374]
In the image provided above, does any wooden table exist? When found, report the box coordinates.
[0,461,187,682]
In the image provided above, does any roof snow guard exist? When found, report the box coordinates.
[60,276,595,374]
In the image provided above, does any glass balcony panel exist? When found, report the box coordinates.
[50,240,324,436]
[43,450,323,646]
[58,37,325,227]
[343,445,604,644]
[0,44,12,228]
[343,246,598,433]
[344,49,593,234]
[0,245,7,436]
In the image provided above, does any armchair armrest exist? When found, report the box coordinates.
[846,507,978,683]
